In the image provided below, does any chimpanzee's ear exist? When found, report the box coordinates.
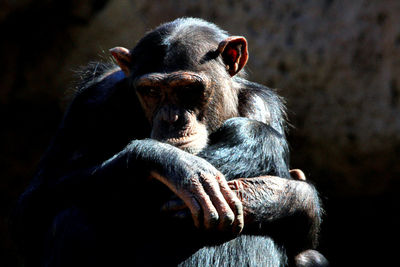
[110,47,132,76]
[217,36,248,76]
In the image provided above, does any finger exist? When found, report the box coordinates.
[201,174,236,232]
[227,179,244,192]
[190,183,220,230]
[150,171,203,228]
[290,169,306,181]
[216,175,244,234]
[177,192,202,228]
[161,198,187,213]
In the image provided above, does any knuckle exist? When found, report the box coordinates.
[197,172,207,182]
[229,180,242,190]
[215,171,225,180]
[188,177,202,190]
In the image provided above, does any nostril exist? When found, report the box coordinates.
[167,107,180,125]
[161,113,179,126]
[163,114,179,125]
[170,114,179,124]
[159,106,184,127]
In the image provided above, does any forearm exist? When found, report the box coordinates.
[18,139,179,219]
[33,138,243,232]
[229,176,322,249]
[52,139,178,189]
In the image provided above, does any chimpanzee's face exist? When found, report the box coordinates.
[109,22,249,154]
[133,71,213,154]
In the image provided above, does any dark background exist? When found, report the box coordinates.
[1,0,399,266]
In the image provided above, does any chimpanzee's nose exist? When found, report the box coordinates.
[160,106,180,126]
[165,113,179,125]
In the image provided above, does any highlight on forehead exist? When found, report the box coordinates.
[134,72,208,88]
[161,17,228,47]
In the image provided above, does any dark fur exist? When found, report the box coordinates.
[13,18,324,267]
[200,117,290,179]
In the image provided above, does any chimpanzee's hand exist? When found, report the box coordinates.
[150,151,244,234]
[290,169,306,181]
[160,169,309,229]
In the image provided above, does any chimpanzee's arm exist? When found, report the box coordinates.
[163,174,321,252]
[237,82,323,251]
[228,176,322,252]
[15,138,244,247]
[199,117,321,251]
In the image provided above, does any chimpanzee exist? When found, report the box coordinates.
[13,18,327,266]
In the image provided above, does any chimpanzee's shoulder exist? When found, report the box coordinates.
[235,77,281,100]
[74,61,125,95]
[235,77,288,134]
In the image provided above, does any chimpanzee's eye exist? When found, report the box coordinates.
[147,88,160,97]
[178,84,206,107]
[137,86,161,98]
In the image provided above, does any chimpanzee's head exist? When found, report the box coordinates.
[110,18,248,154]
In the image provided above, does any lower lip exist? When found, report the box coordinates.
[165,137,195,147]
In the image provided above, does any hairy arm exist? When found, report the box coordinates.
[228,176,322,251]
[163,173,321,252]
[164,92,322,251]
[238,83,322,250]
[14,139,243,245]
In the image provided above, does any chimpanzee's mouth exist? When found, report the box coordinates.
[164,136,196,148]
[152,124,209,154]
